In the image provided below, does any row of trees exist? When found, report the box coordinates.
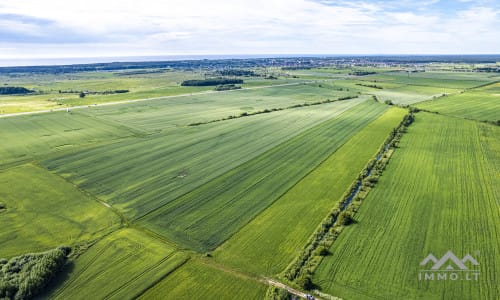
[0,246,70,299]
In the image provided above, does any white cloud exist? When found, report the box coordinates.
[0,0,498,57]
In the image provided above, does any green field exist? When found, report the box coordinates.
[42,99,366,221]
[0,70,308,114]
[0,111,135,165]
[138,100,388,251]
[214,107,407,275]
[48,229,188,300]
[1,64,498,299]
[355,71,498,105]
[313,113,500,299]
[416,82,500,121]
[138,260,267,300]
[0,164,120,258]
[81,82,358,132]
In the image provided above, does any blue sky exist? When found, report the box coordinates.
[0,0,499,58]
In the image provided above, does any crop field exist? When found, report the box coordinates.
[313,113,500,300]
[1,62,499,299]
[416,82,500,121]
[42,99,366,220]
[81,82,359,132]
[48,229,188,300]
[138,260,267,300]
[0,70,308,114]
[214,107,407,275]
[138,100,388,251]
[360,71,496,88]
[0,164,120,258]
[0,111,136,165]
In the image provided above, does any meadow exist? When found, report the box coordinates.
[313,113,500,300]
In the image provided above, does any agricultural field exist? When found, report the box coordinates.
[313,113,500,300]
[0,111,136,165]
[0,164,120,258]
[139,100,388,251]
[42,99,367,221]
[0,61,498,299]
[47,229,188,300]
[138,260,267,300]
[416,82,500,121]
[214,107,407,275]
[0,69,309,114]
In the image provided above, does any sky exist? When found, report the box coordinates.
[0,0,499,58]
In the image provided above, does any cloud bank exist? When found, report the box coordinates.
[0,0,498,58]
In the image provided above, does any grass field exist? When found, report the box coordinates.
[138,260,267,300]
[313,113,500,300]
[0,164,120,258]
[214,107,407,275]
[48,229,188,300]
[139,100,388,251]
[416,82,500,121]
[41,99,365,220]
[0,111,135,165]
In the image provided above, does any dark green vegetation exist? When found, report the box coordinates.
[0,247,70,300]
[181,78,244,86]
[0,87,32,95]
[1,60,498,299]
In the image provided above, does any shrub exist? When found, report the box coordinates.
[0,247,70,300]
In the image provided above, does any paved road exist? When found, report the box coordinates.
[0,81,315,119]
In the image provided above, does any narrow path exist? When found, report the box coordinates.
[0,81,315,119]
